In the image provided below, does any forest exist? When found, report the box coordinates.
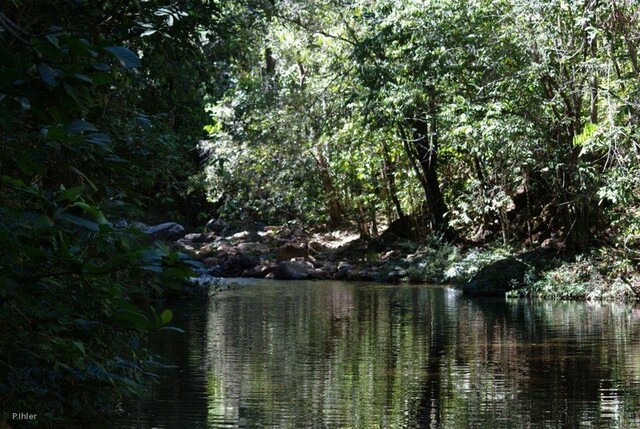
[1,0,640,427]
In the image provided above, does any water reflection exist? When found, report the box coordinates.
[117,281,640,429]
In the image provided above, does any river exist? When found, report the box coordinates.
[116,280,640,428]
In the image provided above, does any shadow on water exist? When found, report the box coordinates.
[116,281,640,429]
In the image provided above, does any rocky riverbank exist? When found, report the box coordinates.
[162,223,639,301]
[175,225,393,282]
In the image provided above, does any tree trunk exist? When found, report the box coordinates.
[381,139,405,220]
[408,86,454,240]
[314,151,343,227]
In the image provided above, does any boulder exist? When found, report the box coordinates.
[276,228,293,239]
[242,264,273,278]
[462,257,529,296]
[273,261,313,280]
[205,218,227,234]
[386,270,402,283]
[230,230,251,240]
[183,232,215,243]
[195,245,216,259]
[237,242,270,254]
[308,268,331,280]
[203,257,219,267]
[276,242,308,261]
[359,269,378,281]
[462,248,557,296]
[338,261,352,271]
[227,254,260,270]
[144,222,185,240]
[308,241,326,253]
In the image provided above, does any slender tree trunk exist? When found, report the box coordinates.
[381,139,405,220]
[314,150,343,227]
[408,86,454,240]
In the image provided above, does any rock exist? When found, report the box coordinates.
[144,222,185,240]
[386,271,402,283]
[381,250,400,260]
[462,249,557,296]
[203,266,225,276]
[183,232,215,243]
[335,268,351,280]
[276,228,293,239]
[231,230,251,240]
[206,218,227,234]
[462,257,528,296]
[203,257,219,267]
[214,240,234,254]
[308,241,326,253]
[346,270,361,281]
[273,261,313,280]
[227,254,260,270]
[276,242,308,261]
[323,263,337,274]
[237,242,270,254]
[242,264,272,278]
[338,261,352,271]
[309,268,331,280]
[359,270,378,281]
[195,245,215,259]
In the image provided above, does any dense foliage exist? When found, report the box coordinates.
[204,0,640,259]
[0,1,220,426]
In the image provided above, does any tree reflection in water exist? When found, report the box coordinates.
[118,281,640,429]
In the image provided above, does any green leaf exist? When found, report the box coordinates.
[63,214,99,232]
[39,63,58,87]
[55,186,84,202]
[84,133,113,152]
[105,46,142,69]
[45,33,59,48]
[74,73,93,83]
[91,63,111,71]
[66,120,98,134]
[70,166,98,192]
[160,309,173,325]
[72,341,87,357]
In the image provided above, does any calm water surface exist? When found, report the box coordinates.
[117,280,640,428]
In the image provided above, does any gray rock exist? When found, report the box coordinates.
[242,264,272,278]
[359,270,378,281]
[206,218,227,234]
[276,242,308,261]
[183,232,215,243]
[273,261,313,280]
[338,261,352,271]
[308,268,331,280]
[144,222,185,240]
[386,271,402,283]
[227,254,260,270]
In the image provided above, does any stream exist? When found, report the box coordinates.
[116,280,640,428]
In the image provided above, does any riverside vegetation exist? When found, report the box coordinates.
[1,0,640,427]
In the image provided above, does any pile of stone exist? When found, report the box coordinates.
[174,225,386,281]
